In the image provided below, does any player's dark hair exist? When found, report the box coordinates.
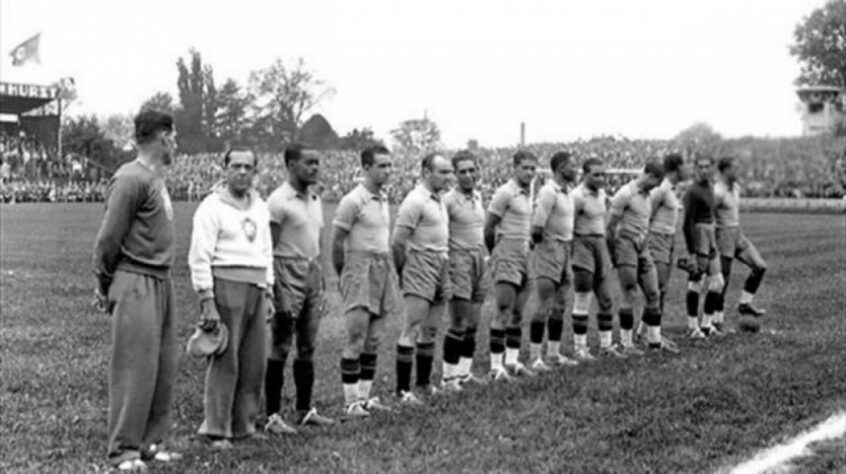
[550,151,572,172]
[284,143,309,167]
[644,160,666,180]
[663,153,684,174]
[582,157,603,174]
[513,150,537,166]
[451,150,478,169]
[134,110,173,145]
[223,144,257,168]
[361,145,390,167]
[717,155,735,172]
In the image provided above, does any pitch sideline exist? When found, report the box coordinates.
[724,411,846,474]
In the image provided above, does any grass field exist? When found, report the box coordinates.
[1,202,845,473]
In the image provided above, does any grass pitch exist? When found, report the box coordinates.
[1,203,844,473]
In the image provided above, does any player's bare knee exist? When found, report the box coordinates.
[707,274,725,293]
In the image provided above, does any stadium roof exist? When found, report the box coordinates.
[0,81,59,115]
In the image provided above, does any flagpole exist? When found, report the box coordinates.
[57,98,63,160]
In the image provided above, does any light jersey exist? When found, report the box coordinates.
[488,179,532,242]
[266,181,323,259]
[532,179,574,242]
[443,187,485,251]
[714,179,741,228]
[332,183,391,253]
[394,183,449,253]
[572,183,608,236]
[649,178,681,235]
[609,179,653,239]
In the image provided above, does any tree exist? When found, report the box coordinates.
[139,92,176,116]
[62,115,124,170]
[101,113,135,151]
[297,114,338,149]
[175,49,220,153]
[390,117,441,154]
[336,127,384,151]
[215,78,251,146]
[790,0,846,87]
[247,57,334,148]
[674,122,724,157]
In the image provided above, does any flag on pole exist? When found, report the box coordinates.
[10,33,41,66]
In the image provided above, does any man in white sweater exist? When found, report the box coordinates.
[188,146,273,449]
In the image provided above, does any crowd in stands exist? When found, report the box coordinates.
[0,130,106,203]
[2,134,844,204]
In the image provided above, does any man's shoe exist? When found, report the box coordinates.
[265,413,298,435]
[398,390,425,406]
[363,397,392,412]
[600,344,628,359]
[573,347,596,362]
[143,445,183,463]
[506,362,537,377]
[341,401,370,421]
[547,352,579,367]
[738,303,766,317]
[459,372,489,387]
[210,439,233,450]
[688,327,707,340]
[488,367,515,383]
[298,407,335,426]
[649,339,680,354]
[529,358,554,372]
[442,378,463,393]
[420,384,443,397]
[621,344,644,357]
[116,459,148,472]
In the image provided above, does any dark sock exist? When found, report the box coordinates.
[547,317,564,342]
[415,341,435,388]
[745,268,766,294]
[619,308,634,331]
[293,359,314,412]
[597,312,613,332]
[443,328,464,365]
[703,291,720,315]
[359,352,377,382]
[463,326,477,359]
[686,290,700,317]
[572,313,589,336]
[529,320,545,344]
[396,344,414,394]
[265,357,286,416]
[489,328,505,354]
[505,326,522,350]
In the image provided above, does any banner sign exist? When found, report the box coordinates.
[0,82,59,100]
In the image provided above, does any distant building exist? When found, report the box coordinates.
[796,85,845,136]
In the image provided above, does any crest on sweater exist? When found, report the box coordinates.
[242,217,257,242]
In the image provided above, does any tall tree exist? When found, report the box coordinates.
[139,92,176,116]
[790,0,846,87]
[390,117,441,154]
[297,114,338,149]
[101,113,135,151]
[674,122,724,157]
[175,49,220,152]
[62,115,123,170]
[215,78,250,146]
[247,57,334,148]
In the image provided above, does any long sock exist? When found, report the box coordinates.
[415,341,435,388]
[529,320,545,360]
[598,312,613,348]
[442,328,464,380]
[744,268,766,297]
[619,308,634,347]
[643,307,662,344]
[686,290,700,318]
[703,291,719,325]
[489,328,505,370]
[265,357,286,416]
[359,352,377,401]
[547,316,564,356]
[396,344,414,394]
[293,359,314,412]
[505,326,522,366]
[460,327,477,377]
[340,357,360,406]
[573,312,589,350]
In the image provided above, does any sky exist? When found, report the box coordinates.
[0,0,831,148]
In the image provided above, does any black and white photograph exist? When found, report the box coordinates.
[1,0,845,472]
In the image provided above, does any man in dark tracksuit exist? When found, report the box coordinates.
[93,110,181,471]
